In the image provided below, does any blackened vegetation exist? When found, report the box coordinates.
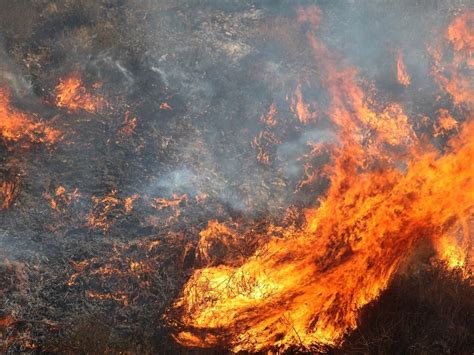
[0,0,473,354]
[336,264,474,354]
[288,264,474,355]
[29,265,474,354]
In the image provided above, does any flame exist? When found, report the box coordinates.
[296,5,321,29]
[151,194,188,222]
[87,191,121,231]
[261,103,278,127]
[434,108,458,137]
[434,217,473,271]
[396,50,411,86]
[0,88,60,144]
[44,185,79,212]
[172,120,474,351]
[151,194,188,210]
[124,194,140,213]
[87,190,137,232]
[160,102,173,110]
[117,112,138,138]
[252,104,281,165]
[431,10,474,107]
[446,10,474,53]
[1,179,18,209]
[170,9,474,352]
[55,73,106,113]
[290,84,318,124]
[252,130,280,165]
[65,237,176,312]
[85,290,129,305]
[196,220,239,266]
[436,235,467,269]
[0,314,15,351]
[0,314,14,328]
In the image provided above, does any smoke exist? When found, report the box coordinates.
[0,0,470,266]
[0,0,472,352]
[4,0,468,218]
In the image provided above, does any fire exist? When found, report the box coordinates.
[196,220,240,266]
[172,120,474,351]
[85,291,129,305]
[252,130,280,165]
[55,73,106,113]
[44,185,79,212]
[124,194,140,213]
[446,10,474,53]
[87,192,120,231]
[0,314,15,351]
[290,84,318,124]
[1,179,18,209]
[65,237,179,315]
[150,194,188,222]
[160,102,173,110]
[170,9,474,352]
[0,3,472,354]
[151,194,188,210]
[434,108,458,137]
[87,190,137,232]
[434,217,473,271]
[0,88,60,144]
[431,10,474,107]
[252,104,281,165]
[261,103,278,127]
[436,235,467,269]
[396,50,411,86]
[117,112,138,138]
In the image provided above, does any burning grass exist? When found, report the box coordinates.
[0,1,473,354]
[54,73,107,113]
[0,88,60,145]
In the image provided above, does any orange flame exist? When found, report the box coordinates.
[151,194,188,210]
[446,10,474,53]
[434,108,458,137]
[124,194,140,214]
[396,50,411,86]
[44,185,79,212]
[0,88,60,144]
[87,190,137,232]
[160,102,173,110]
[252,130,280,165]
[86,290,129,305]
[261,103,278,127]
[431,10,474,107]
[170,9,474,352]
[252,104,281,165]
[290,84,318,124]
[55,73,106,113]
[117,112,138,138]
[1,179,18,209]
[172,117,474,353]
[434,217,473,272]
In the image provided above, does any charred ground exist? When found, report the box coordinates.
[0,1,473,354]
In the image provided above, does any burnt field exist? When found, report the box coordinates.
[0,1,473,354]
